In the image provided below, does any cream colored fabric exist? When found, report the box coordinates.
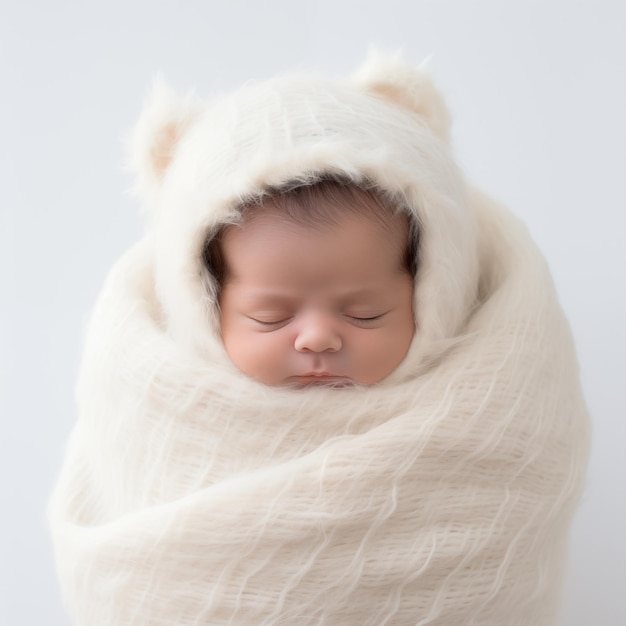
[49,54,588,625]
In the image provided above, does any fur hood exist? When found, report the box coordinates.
[130,52,479,381]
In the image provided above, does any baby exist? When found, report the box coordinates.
[206,176,417,386]
[49,54,588,626]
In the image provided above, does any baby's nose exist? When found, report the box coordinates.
[294,315,342,353]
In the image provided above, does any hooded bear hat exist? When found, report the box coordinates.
[129,52,479,381]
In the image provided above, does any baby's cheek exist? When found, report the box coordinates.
[231,330,289,382]
[369,326,413,376]
[221,321,255,366]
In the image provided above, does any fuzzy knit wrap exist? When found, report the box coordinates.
[49,55,589,626]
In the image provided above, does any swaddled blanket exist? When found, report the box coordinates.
[49,54,589,625]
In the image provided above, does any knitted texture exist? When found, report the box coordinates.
[49,54,589,625]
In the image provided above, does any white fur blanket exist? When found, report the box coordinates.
[49,54,589,625]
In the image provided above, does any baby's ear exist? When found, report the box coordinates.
[129,76,201,203]
[352,51,451,143]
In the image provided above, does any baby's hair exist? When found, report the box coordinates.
[203,174,419,291]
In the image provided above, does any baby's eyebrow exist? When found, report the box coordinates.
[338,287,387,298]
[240,288,389,308]
[238,290,296,305]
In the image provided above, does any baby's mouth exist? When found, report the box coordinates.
[288,373,352,386]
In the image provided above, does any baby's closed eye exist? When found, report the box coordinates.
[245,313,293,327]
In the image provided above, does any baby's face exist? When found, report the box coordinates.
[218,209,415,386]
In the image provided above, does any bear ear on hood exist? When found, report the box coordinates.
[352,51,451,144]
[129,76,201,205]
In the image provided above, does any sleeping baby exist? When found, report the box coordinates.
[49,52,589,626]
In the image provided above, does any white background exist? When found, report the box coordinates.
[1,1,624,624]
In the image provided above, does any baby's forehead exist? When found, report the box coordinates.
[220,210,413,301]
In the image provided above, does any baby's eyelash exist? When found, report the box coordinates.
[248,316,291,326]
[347,314,384,323]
